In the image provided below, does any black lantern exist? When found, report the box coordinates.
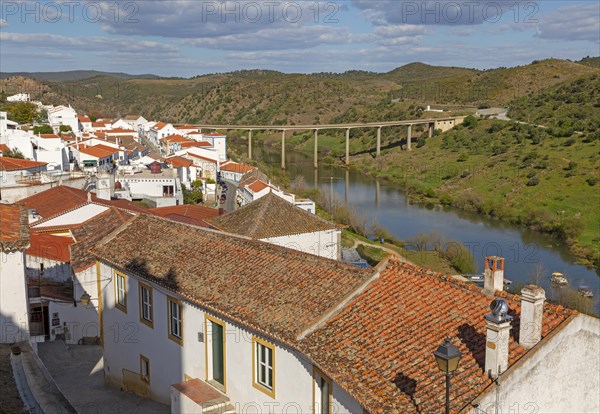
[433,338,462,414]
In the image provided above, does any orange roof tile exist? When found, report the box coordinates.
[0,144,11,153]
[300,260,574,414]
[38,134,60,139]
[106,128,136,134]
[248,179,269,193]
[219,162,255,174]
[181,141,212,148]
[26,233,73,263]
[0,204,29,251]
[161,134,192,144]
[78,115,91,123]
[166,156,193,168]
[77,146,115,158]
[149,205,221,227]
[91,214,373,344]
[0,157,47,171]
[153,121,168,130]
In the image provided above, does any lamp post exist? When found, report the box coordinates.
[433,337,462,414]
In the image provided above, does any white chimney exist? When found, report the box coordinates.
[96,171,115,201]
[483,256,504,296]
[519,285,545,349]
[485,298,513,379]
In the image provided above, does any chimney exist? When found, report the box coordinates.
[519,285,545,349]
[483,256,504,296]
[485,298,513,379]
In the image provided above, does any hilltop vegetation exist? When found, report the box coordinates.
[509,74,600,133]
[1,58,597,125]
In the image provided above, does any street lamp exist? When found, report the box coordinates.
[433,337,462,414]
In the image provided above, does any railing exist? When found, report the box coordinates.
[122,369,147,398]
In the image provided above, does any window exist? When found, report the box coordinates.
[115,271,127,312]
[140,355,150,383]
[139,284,153,328]
[163,185,174,197]
[313,367,332,414]
[252,337,275,398]
[167,297,183,345]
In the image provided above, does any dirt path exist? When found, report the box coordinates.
[351,239,415,265]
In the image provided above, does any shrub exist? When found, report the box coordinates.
[526,177,540,186]
[586,178,598,186]
[527,170,536,178]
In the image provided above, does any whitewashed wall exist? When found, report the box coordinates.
[98,262,362,412]
[0,251,30,343]
[262,229,340,260]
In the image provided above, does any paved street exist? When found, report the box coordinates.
[37,342,169,414]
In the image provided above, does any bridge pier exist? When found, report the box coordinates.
[429,122,434,138]
[376,127,381,157]
[314,129,319,169]
[248,130,252,159]
[345,128,350,166]
[281,130,286,169]
[407,125,412,151]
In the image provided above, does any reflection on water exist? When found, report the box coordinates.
[255,148,599,311]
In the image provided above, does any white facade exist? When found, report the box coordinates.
[6,93,30,102]
[98,261,363,413]
[202,134,227,161]
[0,250,30,343]
[473,313,600,414]
[33,135,68,171]
[261,229,341,260]
[47,105,79,133]
[118,171,183,207]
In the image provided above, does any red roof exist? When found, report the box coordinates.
[153,121,168,130]
[166,156,193,168]
[0,157,47,171]
[20,186,148,220]
[78,115,91,123]
[301,260,574,413]
[0,144,11,153]
[203,132,226,137]
[181,141,212,148]
[220,161,255,174]
[248,179,269,193]
[106,128,135,134]
[161,134,192,144]
[38,134,60,139]
[91,122,106,128]
[187,153,218,163]
[0,204,29,251]
[26,233,73,263]
[93,144,120,154]
[149,205,221,227]
[77,146,115,158]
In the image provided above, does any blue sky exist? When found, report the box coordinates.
[1,1,598,77]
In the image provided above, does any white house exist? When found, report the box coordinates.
[0,204,31,344]
[178,147,219,181]
[208,192,341,260]
[219,161,255,183]
[0,156,48,185]
[91,222,600,414]
[148,122,178,146]
[33,134,68,171]
[92,213,371,411]
[71,144,117,172]
[116,163,184,207]
[6,93,30,102]
[47,105,79,133]
[201,132,227,161]
[122,115,148,131]
[77,115,93,132]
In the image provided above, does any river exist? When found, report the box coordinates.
[254,147,599,312]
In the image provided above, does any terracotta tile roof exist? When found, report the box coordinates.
[91,122,106,128]
[78,115,91,123]
[0,204,29,251]
[219,161,255,174]
[299,260,574,414]
[77,146,115,158]
[0,157,47,171]
[0,144,10,153]
[92,144,120,154]
[26,233,73,263]
[207,192,338,239]
[166,156,193,168]
[106,128,135,134]
[248,179,269,193]
[91,214,373,343]
[181,141,212,148]
[38,134,60,139]
[204,132,225,137]
[70,207,134,272]
[20,186,148,219]
[153,121,168,130]
[149,205,221,227]
[161,134,192,144]
[187,152,217,162]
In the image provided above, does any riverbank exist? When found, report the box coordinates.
[256,118,599,269]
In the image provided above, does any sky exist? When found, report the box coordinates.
[0,1,598,77]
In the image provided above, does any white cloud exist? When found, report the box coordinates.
[536,3,600,42]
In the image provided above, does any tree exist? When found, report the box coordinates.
[33,124,54,134]
[59,125,72,132]
[2,147,25,159]
[182,184,203,204]
[6,102,41,124]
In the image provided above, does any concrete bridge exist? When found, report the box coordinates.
[187,116,464,169]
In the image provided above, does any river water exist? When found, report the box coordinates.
[254,148,599,311]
